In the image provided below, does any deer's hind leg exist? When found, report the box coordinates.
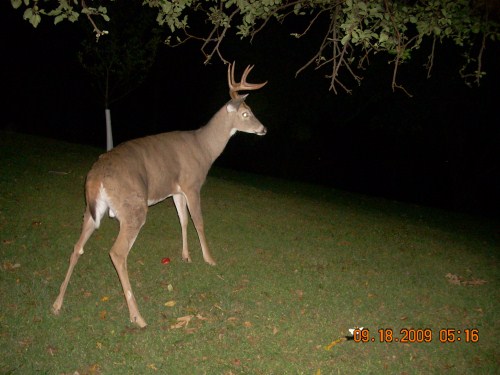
[109,201,148,327]
[53,208,96,315]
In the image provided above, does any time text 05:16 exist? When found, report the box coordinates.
[353,328,479,343]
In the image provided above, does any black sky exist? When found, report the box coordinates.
[2,2,499,217]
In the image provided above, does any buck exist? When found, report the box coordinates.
[52,62,267,327]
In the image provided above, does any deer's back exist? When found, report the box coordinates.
[86,131,211,204]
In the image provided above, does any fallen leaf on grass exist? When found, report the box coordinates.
[243,321,253,328]
[446,273,462,285]
[465,278,488,286]
[445,273,487,286]
[232,285,246,293]
[164,300,176,307]
[324,337,347,350]
[170,315,194,329]
[147,364,158,371]
[88,363,101,374]
[46,345,58,356]
[3,262,21,271]
[100,296,110,302]
[2,239,14,245]
[99,310,107,320]
[196,314,208,321]
[170,314,210,329]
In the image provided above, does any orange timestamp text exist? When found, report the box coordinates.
[352,328,479,343]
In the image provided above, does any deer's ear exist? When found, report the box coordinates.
[226,95,248,113]
[226,102,238,113]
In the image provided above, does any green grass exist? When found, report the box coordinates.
[0,131,498,374]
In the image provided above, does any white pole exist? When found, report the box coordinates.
[105,108,113,151]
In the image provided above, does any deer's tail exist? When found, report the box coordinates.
[85,179,108,229]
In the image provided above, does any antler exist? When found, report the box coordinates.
[228,62,267,100]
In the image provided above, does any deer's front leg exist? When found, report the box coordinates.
[173,194,191,263]
[184,191,216,266]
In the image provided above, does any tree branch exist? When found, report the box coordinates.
[81,0,108,41]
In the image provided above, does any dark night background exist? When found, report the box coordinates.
[2,2,499,218]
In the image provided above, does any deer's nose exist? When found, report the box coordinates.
[257,126,267,136]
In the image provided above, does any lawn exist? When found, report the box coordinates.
[0,131,498,374]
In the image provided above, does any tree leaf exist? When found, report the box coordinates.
[11,0,22,9]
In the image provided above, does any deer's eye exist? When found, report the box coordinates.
[242,112,250,118]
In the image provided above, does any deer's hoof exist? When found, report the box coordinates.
[132,315,147,328]
[52,303,62,315]
[205,258,217,266]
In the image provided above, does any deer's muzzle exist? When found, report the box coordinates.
[257,126,267,136]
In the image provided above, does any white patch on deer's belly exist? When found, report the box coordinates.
[148,191,178,206]
[148,196,168,206]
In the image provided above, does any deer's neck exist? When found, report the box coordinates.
[195,107,233,163]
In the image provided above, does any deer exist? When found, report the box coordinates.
[51,62,267,328]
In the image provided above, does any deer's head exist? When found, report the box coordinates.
[226,62,267,136]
